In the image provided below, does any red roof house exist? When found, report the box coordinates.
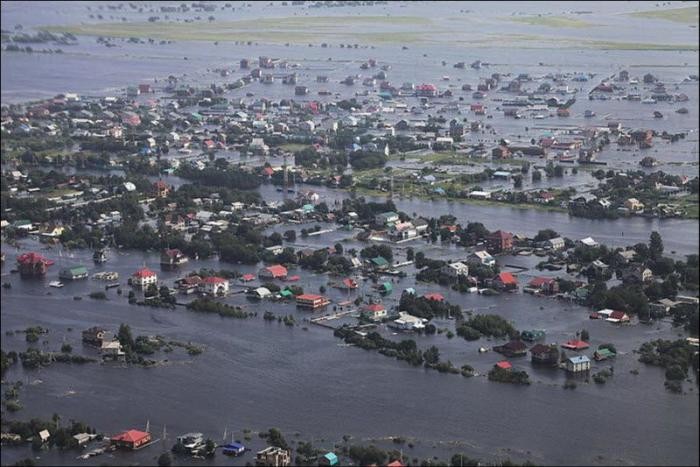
[387,461,406,467]
[342,278,358,289]
[561,339,590,351]
[423,292,445,302]
[495,361,512,370]
[527,276,558,295]
[494,272,518,290]
[110,430,151,450]
[240,273,255,282]
[488,230,513,253]
[17,252,53,277]
[259,265,288,279]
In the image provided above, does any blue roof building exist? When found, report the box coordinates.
[320,452,339,466]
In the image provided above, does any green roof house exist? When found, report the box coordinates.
[59,265,88,280]
[279,289,294,299]
[370,256,389,269]
[319,452,338,466]
[380,281,393,294]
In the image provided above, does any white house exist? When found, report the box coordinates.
[546,237,566,250]
[441,261,470,278]
[565,355,591,373]
[132,268,157,288]
[249,287,272,299]
[467,250,496,267]
[393,311,427,330]
[200,276,229,295]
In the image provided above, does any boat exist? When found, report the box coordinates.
[49,281,64,288]
[653,111,663,118]
[641,97,656,104]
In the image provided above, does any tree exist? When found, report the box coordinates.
[532,170,542,182]
[157,452,172,467]
[423,346,440,366]
[334,243,344,255]
[580,329,590,342]
[284,230,296,242]
[118,324,134,348]
[649,231,663,260]
[406,247,414,261]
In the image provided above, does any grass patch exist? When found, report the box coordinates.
[42,15,431,45]
[506,15,595,28]
[628,6,699,24]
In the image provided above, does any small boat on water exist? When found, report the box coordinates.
[653,111,663,118]
[49,281,64,288]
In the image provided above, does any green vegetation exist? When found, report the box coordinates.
[1,350,19,375]
[2,417,97,450]
[42,16,431,45]
[456,315,518,341]
[638,339,698,393]
[507,15,595,28]
[187,298,255,319]
[399,292,462,320]
[629,6,700,24]
[488,366,531,385]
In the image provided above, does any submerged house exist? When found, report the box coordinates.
[530,344,559,366]
[110,430,152,450]
[565,355,591,373]
[59,265,88,280]
[161,248,188,268]
[493,340,527,357]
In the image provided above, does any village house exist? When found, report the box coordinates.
[82,327,107,346]
[160,248,188,268]
[440,261,470,279]
[101,339,126,360]
[177,275,202,294]
[110,430,152,450]
[561,339,590,351]
[393,311,427,331]
[546,237,566,250]
[493,340,528,357]
[375,211,399,227]
[362,303,387,321]
[319,452,339,467]
[530,344,559,366]
[58,265,88,281]
[131,267,157,289]
[153,180,170,198]
[527,277,559,295]
[296,293,330,310]
[493,272,518,291]
[565,355,591,373]
[256,446,291,466]
[487,230,513,253]
[621,265,653,284]
[624,198,645,212]
[259,264,288,280]
[467,250,496,267]
[199,276,229,296]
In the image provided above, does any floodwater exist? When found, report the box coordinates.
[1,1,699,466]
[0,236,698,467]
